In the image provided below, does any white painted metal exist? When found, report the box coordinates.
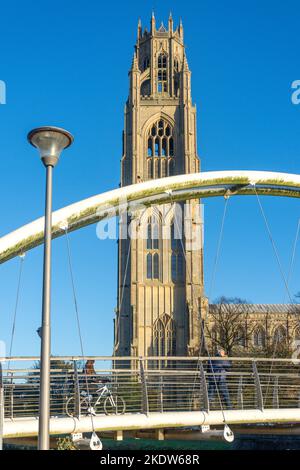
[0,170,300,263]
[4,409,300,438]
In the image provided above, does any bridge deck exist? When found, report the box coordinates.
[4,409,300,438]
[1,356,300,438]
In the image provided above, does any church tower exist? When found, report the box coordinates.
[114,14,207,359]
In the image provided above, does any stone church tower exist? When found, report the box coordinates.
[114,14,207,358]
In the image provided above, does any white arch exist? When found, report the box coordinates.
[0,170,300,264]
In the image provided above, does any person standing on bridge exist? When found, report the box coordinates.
[82,360,110,394]
[82,360,99,396]
[207,349,232,409]
[83,360,97,377]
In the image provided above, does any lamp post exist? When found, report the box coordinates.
[27,126,73,450]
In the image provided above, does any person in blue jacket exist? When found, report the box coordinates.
[208,348,232,409]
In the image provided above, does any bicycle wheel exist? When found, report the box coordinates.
[104,394,126,415]
[65,397,75,417]
[65,396,89,417]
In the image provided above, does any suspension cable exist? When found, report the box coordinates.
[168,194,228,423]
[252,185,295,403]
[208,197,230,301]
[254,186,293,304]
[114,238,132,353]
[119,242,131,312]
[63,227,96,433]
[7,254,25,371]
[284,218,300,303]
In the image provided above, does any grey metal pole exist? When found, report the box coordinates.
[38,164,53,450]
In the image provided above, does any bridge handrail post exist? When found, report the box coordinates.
[8,372,14,419]
[73,361,81,419]
[252,361,264,411]
[0,363,3,450]
[139,357,149,416]
[237,375,244,410]
[199,361,209,412]
[273,375,279,409]
[158,375,164,413]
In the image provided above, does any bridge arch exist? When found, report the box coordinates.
[0,170,300,264]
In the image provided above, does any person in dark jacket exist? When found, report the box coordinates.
[208,349,232,409]
[82,360,110,395]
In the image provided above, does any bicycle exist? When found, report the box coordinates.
[65,380,126,417]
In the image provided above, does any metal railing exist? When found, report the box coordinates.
[1,356,300,420]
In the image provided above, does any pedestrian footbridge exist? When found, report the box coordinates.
[2,356,300,438]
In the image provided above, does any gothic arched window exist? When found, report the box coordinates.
[147,253,152,279]
[273,325,287,343]
[153,313,176,357]
[146,216,160,280]
[153,253,159,279]
[146,119,175,179]
[147,216,159,249]
[147,138,153,156]
[170,221,184,283]
[174,58,180,96]
[253,326,266,348]
[235,327,246,347]
[157,53,167,93]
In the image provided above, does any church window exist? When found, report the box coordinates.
[153,253,159,279]
[146,216,160,280]
[155,138,159,156]
[162,138,167,156]
[157,53,168,93]
[147,216,159,249]
[273,325,286,343]
[146,119,176,179]
[253,326,266,348]
[169,137,174,156]
[147,138,153,157]
[147,253,152,279]
[235,327,246,347]
[153,313,176,357]
[170,221,184,282]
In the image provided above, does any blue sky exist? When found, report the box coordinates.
[0,0,299,357]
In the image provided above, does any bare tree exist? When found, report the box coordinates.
[206,296,254,356]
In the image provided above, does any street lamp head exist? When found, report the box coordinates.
[27,126,74,167]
